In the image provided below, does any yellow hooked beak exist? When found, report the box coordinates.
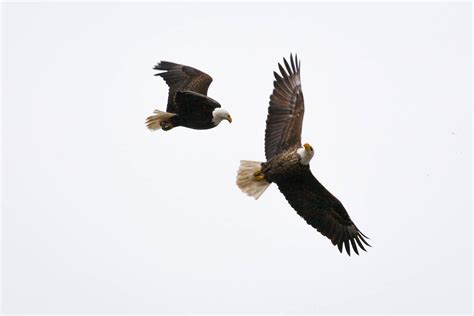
[227,116,232,123]
[303,143,313,152]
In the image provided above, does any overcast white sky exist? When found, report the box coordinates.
[2,2,472,313]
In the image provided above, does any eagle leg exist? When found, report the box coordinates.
[253,168,265,181]
[254,172,265,182]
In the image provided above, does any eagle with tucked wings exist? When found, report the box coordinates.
[146,61,232,131]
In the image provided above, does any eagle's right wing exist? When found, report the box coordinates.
[154,61,213,113]
[174,90,221,114]
[276,168,370,256]
[265,54,304,160]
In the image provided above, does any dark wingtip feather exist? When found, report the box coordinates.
[278,63,288,78]
[153,60,180,71]
[153,61,165,70]
[344,239,351,256]
[350,238,359,255]
[359,234,372,247]
[337,242,343,253]
[331,229,341,245]
[354,235,367,252]
[273,71,283,81]
[283,57,292,76]
[290,54,296,73]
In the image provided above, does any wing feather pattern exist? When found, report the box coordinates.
[276,169,370,256]
[265,54,304,160]
[154,61,213,113]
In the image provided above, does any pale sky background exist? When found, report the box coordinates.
[1,2,472,313]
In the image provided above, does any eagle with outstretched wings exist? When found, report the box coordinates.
[236,54,370,255]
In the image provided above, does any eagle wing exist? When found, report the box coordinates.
[276,169,370,255]
[154,61,213,113]
[265,54,304,160]
[175,90,221,114]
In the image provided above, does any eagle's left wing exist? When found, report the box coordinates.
[154,61,213,113]
[276,169,370,255]
[265,54,305,160]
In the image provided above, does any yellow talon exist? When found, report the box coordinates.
[254,175,265,181]
[253,170,262,177]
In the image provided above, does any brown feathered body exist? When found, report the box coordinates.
[260,149,303,183]
[167,90,222,130]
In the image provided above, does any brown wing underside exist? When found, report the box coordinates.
[154,61,213,113]
[265,54,304,160]
[276,169,370,256]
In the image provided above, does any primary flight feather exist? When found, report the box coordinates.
[236,54,370,255]
[146,61,232,131]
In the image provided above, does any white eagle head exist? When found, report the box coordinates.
[297,143,315,165]
[212,108,232,125]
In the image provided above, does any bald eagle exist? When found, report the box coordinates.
[146,61,232,131]
[236,55,370,255]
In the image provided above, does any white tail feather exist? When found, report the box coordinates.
[146,110,175,131]
[236,160,271,200]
